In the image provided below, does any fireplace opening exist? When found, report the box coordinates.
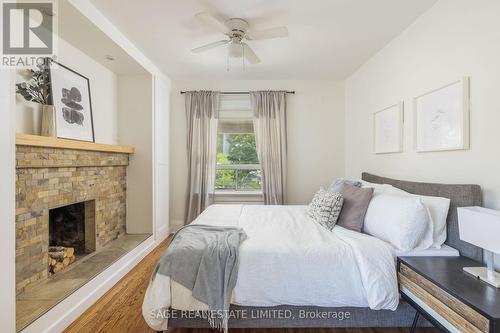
[48,200,95,274]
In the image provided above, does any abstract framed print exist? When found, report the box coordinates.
[414,77,470,152]
[49,60,94,142]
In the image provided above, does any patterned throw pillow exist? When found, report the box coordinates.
[308,188,344,231]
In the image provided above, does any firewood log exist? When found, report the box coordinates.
[53,262,64,272]
[65,247,74,257]
[48,250,65,260]
[62,257,70,267]
[48,246,66,252]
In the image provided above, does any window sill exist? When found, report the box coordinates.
[214,190,262,196]
[213,191,263,204]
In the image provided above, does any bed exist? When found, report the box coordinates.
[143,173,482,330]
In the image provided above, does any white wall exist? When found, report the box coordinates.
[118,74,153,234]
[154,75,171,240]
[16,37,118,144]
[0,70,17,333]
[345,0,500,211]
[170,80,344,229]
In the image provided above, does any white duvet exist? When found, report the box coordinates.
[143,204,399,330]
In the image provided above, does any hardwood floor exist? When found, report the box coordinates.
[64,236,438,333]
[17,234,151,331]
[63,237,170,333]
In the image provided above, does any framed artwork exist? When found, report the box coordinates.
[414,77,469,152]
[373,102,404,154]
[49,60,95,142]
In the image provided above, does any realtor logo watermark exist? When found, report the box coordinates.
[1,0,57,68]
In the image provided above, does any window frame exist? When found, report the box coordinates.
[215,163,262,193]
[215,96,262,194]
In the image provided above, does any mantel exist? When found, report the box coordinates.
[16,133,135,154]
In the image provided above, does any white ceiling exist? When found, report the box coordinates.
[59,1,147,75]
[90,0,437,80]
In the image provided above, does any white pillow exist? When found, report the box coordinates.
[383,186,450,248]
[363,193,434,251]
[360,180,394,195]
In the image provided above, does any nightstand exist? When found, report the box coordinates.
[398,256,500,333]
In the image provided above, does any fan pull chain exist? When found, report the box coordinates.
[242,44,246,71]
[226,51,229,72]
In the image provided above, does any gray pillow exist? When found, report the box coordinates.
[329,178,362,192]
[308,188,344,231]
[336,183,374,232]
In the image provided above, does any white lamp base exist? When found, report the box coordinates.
[463,267,500,288]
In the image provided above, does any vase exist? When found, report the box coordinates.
[41,105,56,137]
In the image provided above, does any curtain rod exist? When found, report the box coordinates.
[180,91,295,95]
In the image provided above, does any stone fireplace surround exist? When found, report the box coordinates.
[48,200,95,254]
[15,142,130,295]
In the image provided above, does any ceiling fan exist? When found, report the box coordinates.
[191,12,289,65]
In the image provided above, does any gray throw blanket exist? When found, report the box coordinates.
[154,224,247,332]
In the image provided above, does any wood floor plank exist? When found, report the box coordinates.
[64,236,438,333]
[63,237,169,333]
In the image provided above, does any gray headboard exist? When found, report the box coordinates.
[362,172,483,262]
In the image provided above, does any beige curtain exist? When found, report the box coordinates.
[250,91,287,205]
[185,91,220,224]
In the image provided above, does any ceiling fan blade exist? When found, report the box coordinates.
[243,43,260,64]
[195,12,228,34]
[247,26,288,40]
[191,40,229,53]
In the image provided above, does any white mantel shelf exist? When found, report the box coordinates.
[16,133,135,154]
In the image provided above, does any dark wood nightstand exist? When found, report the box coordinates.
[398,256,500,333]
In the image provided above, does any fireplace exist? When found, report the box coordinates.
[48,200,96,274]
[16,144,128,294]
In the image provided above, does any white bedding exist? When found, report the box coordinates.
[143,204,400,330]
[395,244,459,257]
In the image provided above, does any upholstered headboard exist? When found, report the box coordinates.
[362,172,483,262]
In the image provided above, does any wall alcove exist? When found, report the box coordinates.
[12,1,170,331]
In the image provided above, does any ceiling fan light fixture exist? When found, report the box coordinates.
[228,42,243,58]
[192,12,287,66]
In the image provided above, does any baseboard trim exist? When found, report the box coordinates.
[21,235,157,333]
[156,224,170,244]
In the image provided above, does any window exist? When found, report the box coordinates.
[215,119,261,192]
